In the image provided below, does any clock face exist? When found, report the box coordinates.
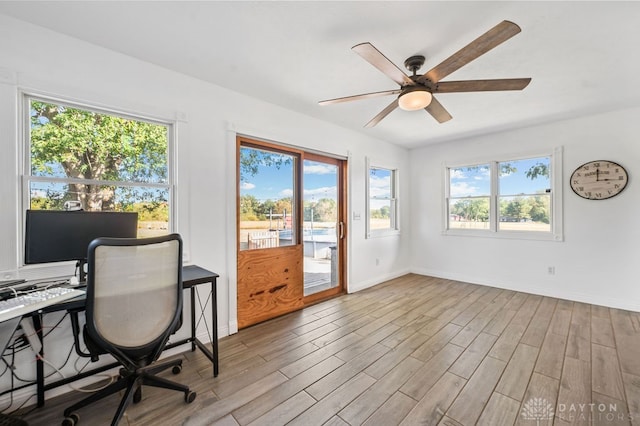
[570,160,628,200]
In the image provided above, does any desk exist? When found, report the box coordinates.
[30,265,218,407]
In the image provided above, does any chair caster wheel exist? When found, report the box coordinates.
[172,364,182,374]
[62,413,79,426]
[185,391,196,403]
[133,387,142,403]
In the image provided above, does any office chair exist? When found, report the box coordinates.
[62,234,196,426]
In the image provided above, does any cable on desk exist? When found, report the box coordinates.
[0,345,19,413]
[71,342,118,393]
[5,393,36,418]
[2,329,75,385]
[0,377,37,418]
[1,312,71,363]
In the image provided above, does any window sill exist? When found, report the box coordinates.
[367,229,401,239]
[443,228,563,242]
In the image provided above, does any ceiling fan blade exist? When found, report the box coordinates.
[364,99,399,128]
[425,21,522,83]
[352,43,414,87]
[434,78,532,93]
[425,97,452,123]
[319,89,401,106]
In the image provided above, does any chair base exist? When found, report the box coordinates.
[62,358,195,426]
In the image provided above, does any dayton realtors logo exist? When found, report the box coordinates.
[521,398,554,425]
[521,398,634,423]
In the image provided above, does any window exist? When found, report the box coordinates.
[367,160,399,237]
[445,150,563,241]
[448,163,491,230]
[238,144,296,251]
[498,157,551,232]
[24,95,173,238]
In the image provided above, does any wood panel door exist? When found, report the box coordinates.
[237,137,347,328]
[237,137,303,328]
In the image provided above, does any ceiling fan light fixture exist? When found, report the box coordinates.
[398,88,432,111]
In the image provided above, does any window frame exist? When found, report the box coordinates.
[20,92,177,266]
[443,148,563,242]
[366,157,400,238]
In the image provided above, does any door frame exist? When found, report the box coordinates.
[301,152,347,305]
[235,135,347,328]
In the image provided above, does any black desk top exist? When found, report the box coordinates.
[38,265,218,314]
[182,265,219,288]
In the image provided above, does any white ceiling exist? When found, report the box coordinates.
[1,1,640,149]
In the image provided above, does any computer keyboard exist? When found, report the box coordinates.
[0,287,85,323]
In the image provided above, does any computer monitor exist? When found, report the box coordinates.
[25,210,138,281]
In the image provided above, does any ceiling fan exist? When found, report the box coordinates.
[319,20,531,128]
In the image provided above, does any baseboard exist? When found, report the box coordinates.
[196,323,231,343]
[348,268,411,294]
[410,267,640,312]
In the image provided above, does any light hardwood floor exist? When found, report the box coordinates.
[18,274,640,425]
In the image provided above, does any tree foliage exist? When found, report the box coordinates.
[239,147,292,182]
[306,198,336,222]
[240,195,337,223]
[370,205,391,219]
[450,198,490,222]
[451,194,549,224]
[525,162,550,180]
[30,100,168,212]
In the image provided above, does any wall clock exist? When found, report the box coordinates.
[570,160,628,200]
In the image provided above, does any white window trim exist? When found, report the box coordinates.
[443,147,563,242]
[366,157,400,238]
[19,91,178,269]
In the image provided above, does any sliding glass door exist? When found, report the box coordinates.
[302,155,344,300]
[236,137,346,328]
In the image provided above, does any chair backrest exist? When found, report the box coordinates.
[85,234,183,366]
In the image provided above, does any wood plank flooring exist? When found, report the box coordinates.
[17,274,640,425]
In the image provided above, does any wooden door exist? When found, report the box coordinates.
[237,137,303,328]
[237,137,347,328]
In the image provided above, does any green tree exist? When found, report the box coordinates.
[313,198,337,222]
[239,146,292,182]
[275,198,293,219]
[528,195,550,223]
[240,194,260,220]
[30,100,168,212]
[503,197,530,221]
[257,199,277,220]
[452,198,489,222]
[525,162,550,180]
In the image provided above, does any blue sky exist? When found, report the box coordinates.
[240,152,549,203]
[450,157,550,197]
[240,158,338,203]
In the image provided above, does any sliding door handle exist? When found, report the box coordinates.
[338,221,345,239]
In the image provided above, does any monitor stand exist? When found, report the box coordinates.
[78,260,87,284]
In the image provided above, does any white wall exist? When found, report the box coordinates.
[410,107,640,312]
[0,14,410,406]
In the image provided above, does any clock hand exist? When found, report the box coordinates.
[596,168,600,181]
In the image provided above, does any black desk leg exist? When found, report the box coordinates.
[33,314,44,407]
[211,280,218,377]
[190,288,196,352]
[191,282,218,377]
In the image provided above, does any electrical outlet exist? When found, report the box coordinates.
[548,266,555,275]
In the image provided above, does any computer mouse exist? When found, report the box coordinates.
[69,276,80,286]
